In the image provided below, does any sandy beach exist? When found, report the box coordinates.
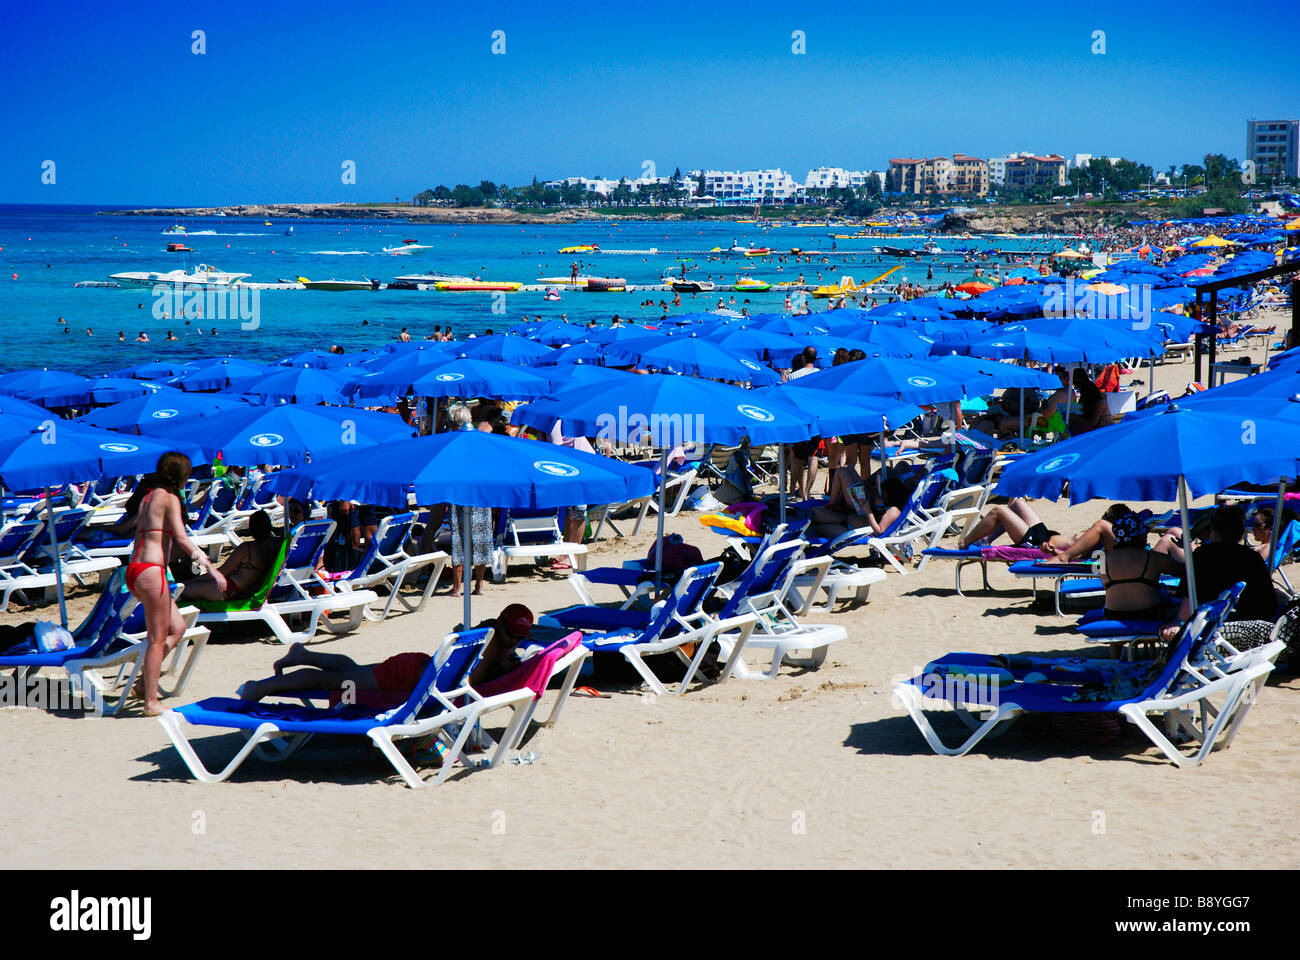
[2,344,1296,872]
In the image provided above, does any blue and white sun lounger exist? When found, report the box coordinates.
[158,628,536,788]
[893,584,1282,767]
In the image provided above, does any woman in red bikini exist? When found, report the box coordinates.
[127,452,226,716]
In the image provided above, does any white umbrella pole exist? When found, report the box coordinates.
[1178,475,1197,610]
[778,445,786,524]
[1018,387,1024,446]
[45,488,67,628]
[1268,479,1286,569]
[1149,355,1156,399]
[654,446,668,589]
[462,504,472,630]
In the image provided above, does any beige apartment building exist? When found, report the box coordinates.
[1002,154,1067,190]
[887,155,989,196]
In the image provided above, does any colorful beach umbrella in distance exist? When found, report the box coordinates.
[265,428,659,627]
[954,280,994,295]
[349,355,562,402]
[141,403,416,466]
[76,387,249,434]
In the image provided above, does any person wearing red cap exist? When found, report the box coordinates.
[233,604,537,704]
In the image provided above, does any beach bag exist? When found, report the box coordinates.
[644,535,703,584]
[34,620,75,653]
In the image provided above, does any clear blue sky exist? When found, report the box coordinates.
[3,0,1297,204]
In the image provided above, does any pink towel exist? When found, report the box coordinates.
[981,545,1051,563]
[474,631,584,701]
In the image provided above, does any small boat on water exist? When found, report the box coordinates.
[742,247,773,257]
[734,277,771,291]
[543,287,562,301]
[393,272,474,285]
[110,264,251,287]
[559,245,599,254]
[671,279,715,293]
[537,275,603,285]
[434,280,523,292]
[166,243,192,253]
[161,225,186,235]
[298,277,378,291]
[584,277,626,292]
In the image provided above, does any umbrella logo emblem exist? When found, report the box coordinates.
[906,376,937,387]
[1037,453,1079,474]
[740,358,760,369]
[99,442,139,453]
[249,432,284,447]
[533,460,579,478]
[435,372,465,382]
[737,404,775,422]
[152,409,180,419]
[991,341,1013,347]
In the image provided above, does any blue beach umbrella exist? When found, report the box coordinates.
[172,358,268,392]
[115,360,199,380]
[700,328,803,366]
[604,335,780,384]
[350,356,561,402]
[143,403,416,466]
[0,369,90,399]
[459,334,556,365]
[996,402,1300,607]
[266,428,658,626]
[25,377,165,408]
[77,387,249,433]
[759,386,922,438]
[543,363,637,389]
[516,374,815,567]
[276,350,363,370]
[532,342,605,366]
[0,417,204,626]
[797,355,979,404]
[232,366,355,405]
[0,395,63,419]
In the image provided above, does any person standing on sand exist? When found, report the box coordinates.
[126,452,226,716]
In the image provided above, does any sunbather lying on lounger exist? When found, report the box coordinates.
[958,499,1132,561]
[181,510,283,603]
[808,469,910,540]
[235,603,538,702]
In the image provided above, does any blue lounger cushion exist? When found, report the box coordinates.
[542,606,650,632]
[1007,560,1096,576]
[922,547,984,558]
[1077,619,1165,640]
[906,653,1168,712]
[172,698,402,736]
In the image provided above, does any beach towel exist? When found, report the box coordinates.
[981,545,1051,563]
[475,632,583,701]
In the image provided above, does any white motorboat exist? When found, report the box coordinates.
[161,224,187,235]
[392,272,474,284]
[298,277,377,291]
[109,263,251,287]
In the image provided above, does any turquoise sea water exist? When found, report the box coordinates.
[0,205,1052,375]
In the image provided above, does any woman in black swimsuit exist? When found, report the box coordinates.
[1100,511,1184,620]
